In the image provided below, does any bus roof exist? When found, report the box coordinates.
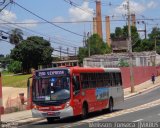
[36,67,121,74]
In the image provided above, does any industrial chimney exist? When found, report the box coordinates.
[96,0,103,39]
[93,17,97,34]
[105,16,111,47]
[131,14,136,27]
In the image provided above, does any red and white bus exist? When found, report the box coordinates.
[28,67,124,123]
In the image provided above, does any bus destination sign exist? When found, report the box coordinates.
[36,70,66,77]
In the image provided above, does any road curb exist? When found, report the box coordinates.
[17,118,44,126]
[124,84,160,100]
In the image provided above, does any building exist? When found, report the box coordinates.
[83,51,157,67]
[51,56,79,67]
[52,60,79,67]
[111,38,128,53]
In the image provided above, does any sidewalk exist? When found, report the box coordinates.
[124,76,160,98]
[1,76,160,125]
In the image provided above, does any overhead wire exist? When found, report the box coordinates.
[63,0,94,15]
[0,18,80,48]
[13,1,83,37]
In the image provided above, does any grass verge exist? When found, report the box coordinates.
[2,74,32,88]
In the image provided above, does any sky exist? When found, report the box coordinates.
[0,0,160,56]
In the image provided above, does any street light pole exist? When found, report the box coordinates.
[127,0,135,93]
[87,32,90,57]
[155,37,157,52]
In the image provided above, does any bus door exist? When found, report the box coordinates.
[27,77,33,109]
[72,75,82,115]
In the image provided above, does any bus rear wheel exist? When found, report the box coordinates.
[109,98,113,112]
[47,117,55,123]
[81,103,88,119]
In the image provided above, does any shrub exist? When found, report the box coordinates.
[8,61,22,73]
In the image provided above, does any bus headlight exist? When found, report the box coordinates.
[33,104,37,110]
[65,101,70,108]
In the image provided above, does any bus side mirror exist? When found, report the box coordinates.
[27,77,32,99]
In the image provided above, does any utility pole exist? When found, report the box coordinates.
[74,47,77,56]
[155,37,157,52]
[59,46,62,60]
[87,32,90,57]
[127,0,135,93]
[67,48,69,58]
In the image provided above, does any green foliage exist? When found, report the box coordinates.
[133,27,160,53]
[9,28,23,45]
[0,55,12,69]
[8,61,22,73]
[118,59,129,67]
[78,34,111,65]
[78,47,88,64]
[111,25,141,52]
[148,27,160,54]
[148,27,160,40]
[115,27,123,38]
[111,25,140,41]
[10,36,53,73]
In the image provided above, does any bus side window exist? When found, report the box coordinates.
[72,75,80,95]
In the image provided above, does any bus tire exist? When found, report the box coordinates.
[81,102,88,119]
[47,117,55,123]
[109,98,113,113]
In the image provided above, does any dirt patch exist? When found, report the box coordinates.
[2,87,27,108]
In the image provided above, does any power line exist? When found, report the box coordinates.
[1,18,160,25]
[0,18,80,48]
[0,0,12,12]
[63,0,94,15]
[13,1,83,37]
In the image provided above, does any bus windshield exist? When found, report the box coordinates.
[32,76,70,102]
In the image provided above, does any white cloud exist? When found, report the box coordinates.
[53,16,65,22]
[0,9,16,22]
[69,1,94,21]
[147,1,157,8]
[115,0,158,14]
[0,10,37,28]
[19,19,38,28]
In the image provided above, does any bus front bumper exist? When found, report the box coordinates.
[32,106,73,119]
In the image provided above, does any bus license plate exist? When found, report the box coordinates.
[47,112,60,116]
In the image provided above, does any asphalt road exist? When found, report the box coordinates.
[19,86,160,128]
[75,104,160,128]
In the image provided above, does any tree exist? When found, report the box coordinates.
[115,27,123,38]
[9,28,23,45]
[78,34,111,65]
[8,61,22,73]
[111,25,141,52]
[0,55,11,69]
[118,59,129,67]
[148,27,160,54]
[10,36,53,73]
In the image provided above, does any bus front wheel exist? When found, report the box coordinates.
[109,98,113,113]
[81,103,88,119]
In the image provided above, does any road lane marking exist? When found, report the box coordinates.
[158,113,160,116]
[133,119,144,122]
[57,99,160,128]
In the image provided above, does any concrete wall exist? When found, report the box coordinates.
[121,66,157,88]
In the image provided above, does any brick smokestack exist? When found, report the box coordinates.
[96,0,103,39]
[131,14,136,27]
[93,17,97,34]
[106,16,111,47]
